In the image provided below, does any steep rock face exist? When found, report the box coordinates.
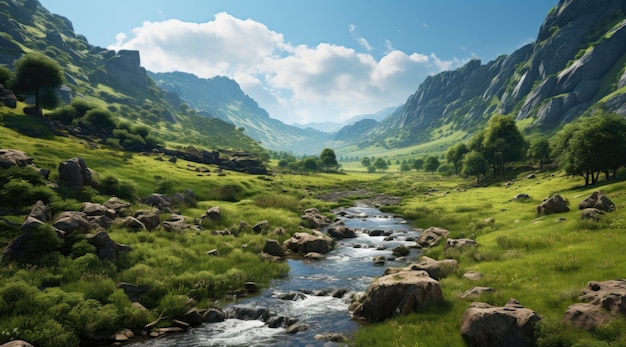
[105,50,148,90]
[371,0,626,148]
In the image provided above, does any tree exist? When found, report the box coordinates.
[424,156,440,174]
[526,137,552,169]
[319,148,338,172]
[373,158,388,172]
[302,157,319,172]
[10,53,64,116]
[400,162,411,172]
[413,158,424,171]
[552,113,626,185]
[361,157,371,167]
[446,142,469,174]
[462,150,487,184]
[481,115,527,176]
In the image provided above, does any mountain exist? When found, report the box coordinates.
[363,0,626,148]
[0,0,265,157]
[293,105,398,133]
[149,71,333,155]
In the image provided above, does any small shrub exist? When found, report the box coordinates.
[98,176,137,201]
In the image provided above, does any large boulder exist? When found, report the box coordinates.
[578,191,615,212]
[352,270,443,322]
[201,206,221,223]
[536,194,570,215]
[283,230,335,255]
[80,202,116,219]
[460,299,541,347]
[103,197,132,216]
[563,279,626,330]
[416,227,449,248]
[58,157,94,190]
[445,238,478,249]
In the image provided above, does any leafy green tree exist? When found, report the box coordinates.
[400,162,411,172]
[319,148,338,172]
[413,158,424,171]
[0,66,13,85]
[482,115,527,176]
[361,156,371,167]
[526,137,552,169]
[462,150,487,184]
[10,53,64,116]
[552,113,626,185]
[424,156,440,174]
[446,142,469,174]
[373,157,388,172]
[302,157,319,172]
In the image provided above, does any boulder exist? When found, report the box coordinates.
[117,216,146,231]
[0,149,33,168]
[392,245,410,257]
[103,197,132,216]
[244,282,259,293]
[58,157,93,190]
[579,279,626,315]
[86,230,132,260]
[266,316,297,328]
[162,214,189,232]
[460,299,541,347]
[416,227,450,248]
[180,308,204,326]
[203,308,226,323]
[352,270,443,322]
[283,231,335,255]
[0,85,17,108]
[285,323,308,334]
[262,239,284,257]
[405,256,458,280]
[134,209,160,230]
[562,303,613,331]
[300,208,332,228]
[52,211,91,234]
[252,220,270,233]
[304,252,325,260]
[80,202,115,219]
[201,206,221,223]
[89,215,114,230]
[326,224,357,239]
[580,208,604,221]
[445,238,478,249]
[463,272,484,281]
[0,341,34,347]
[578,191,615,212]
[536,194,569,215]
[139,193,172,211]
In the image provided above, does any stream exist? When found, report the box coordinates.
[129,203,422,347]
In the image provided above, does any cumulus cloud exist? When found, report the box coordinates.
[110,12,460,124]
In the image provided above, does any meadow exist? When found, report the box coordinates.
[1,111,626,346]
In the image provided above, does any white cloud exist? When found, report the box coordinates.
[110,12,460,124]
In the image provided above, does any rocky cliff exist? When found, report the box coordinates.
[371,0,626,147]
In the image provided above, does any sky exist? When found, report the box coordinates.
[39,0,557,125]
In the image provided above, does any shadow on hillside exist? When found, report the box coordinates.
[2,113,56,139]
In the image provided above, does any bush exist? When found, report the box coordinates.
[48,105,77,124]
[98,176,137,201]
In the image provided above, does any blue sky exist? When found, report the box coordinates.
[39,0,557,125]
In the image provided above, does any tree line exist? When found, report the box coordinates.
[446,113,626,186]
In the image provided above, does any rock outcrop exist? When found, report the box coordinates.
[563,279,626,331]
[578,191,615,212]
[416,227,450,248]
[58,157,94,190]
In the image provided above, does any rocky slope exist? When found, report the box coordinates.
[365,0,626,148]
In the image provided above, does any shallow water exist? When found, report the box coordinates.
[129,204,421,346]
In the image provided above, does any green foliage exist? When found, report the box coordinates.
[0,66,13,85]
[446,142,469,174]
[527,137,552,169]
[462,150,487,184]
[424,156,440,173]
[97,176,137,201]
[76,108,117,133]
[10,53,64,115]
[374,157,388,172]
[320,148,338,171]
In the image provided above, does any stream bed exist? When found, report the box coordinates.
[129,203,422,347]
